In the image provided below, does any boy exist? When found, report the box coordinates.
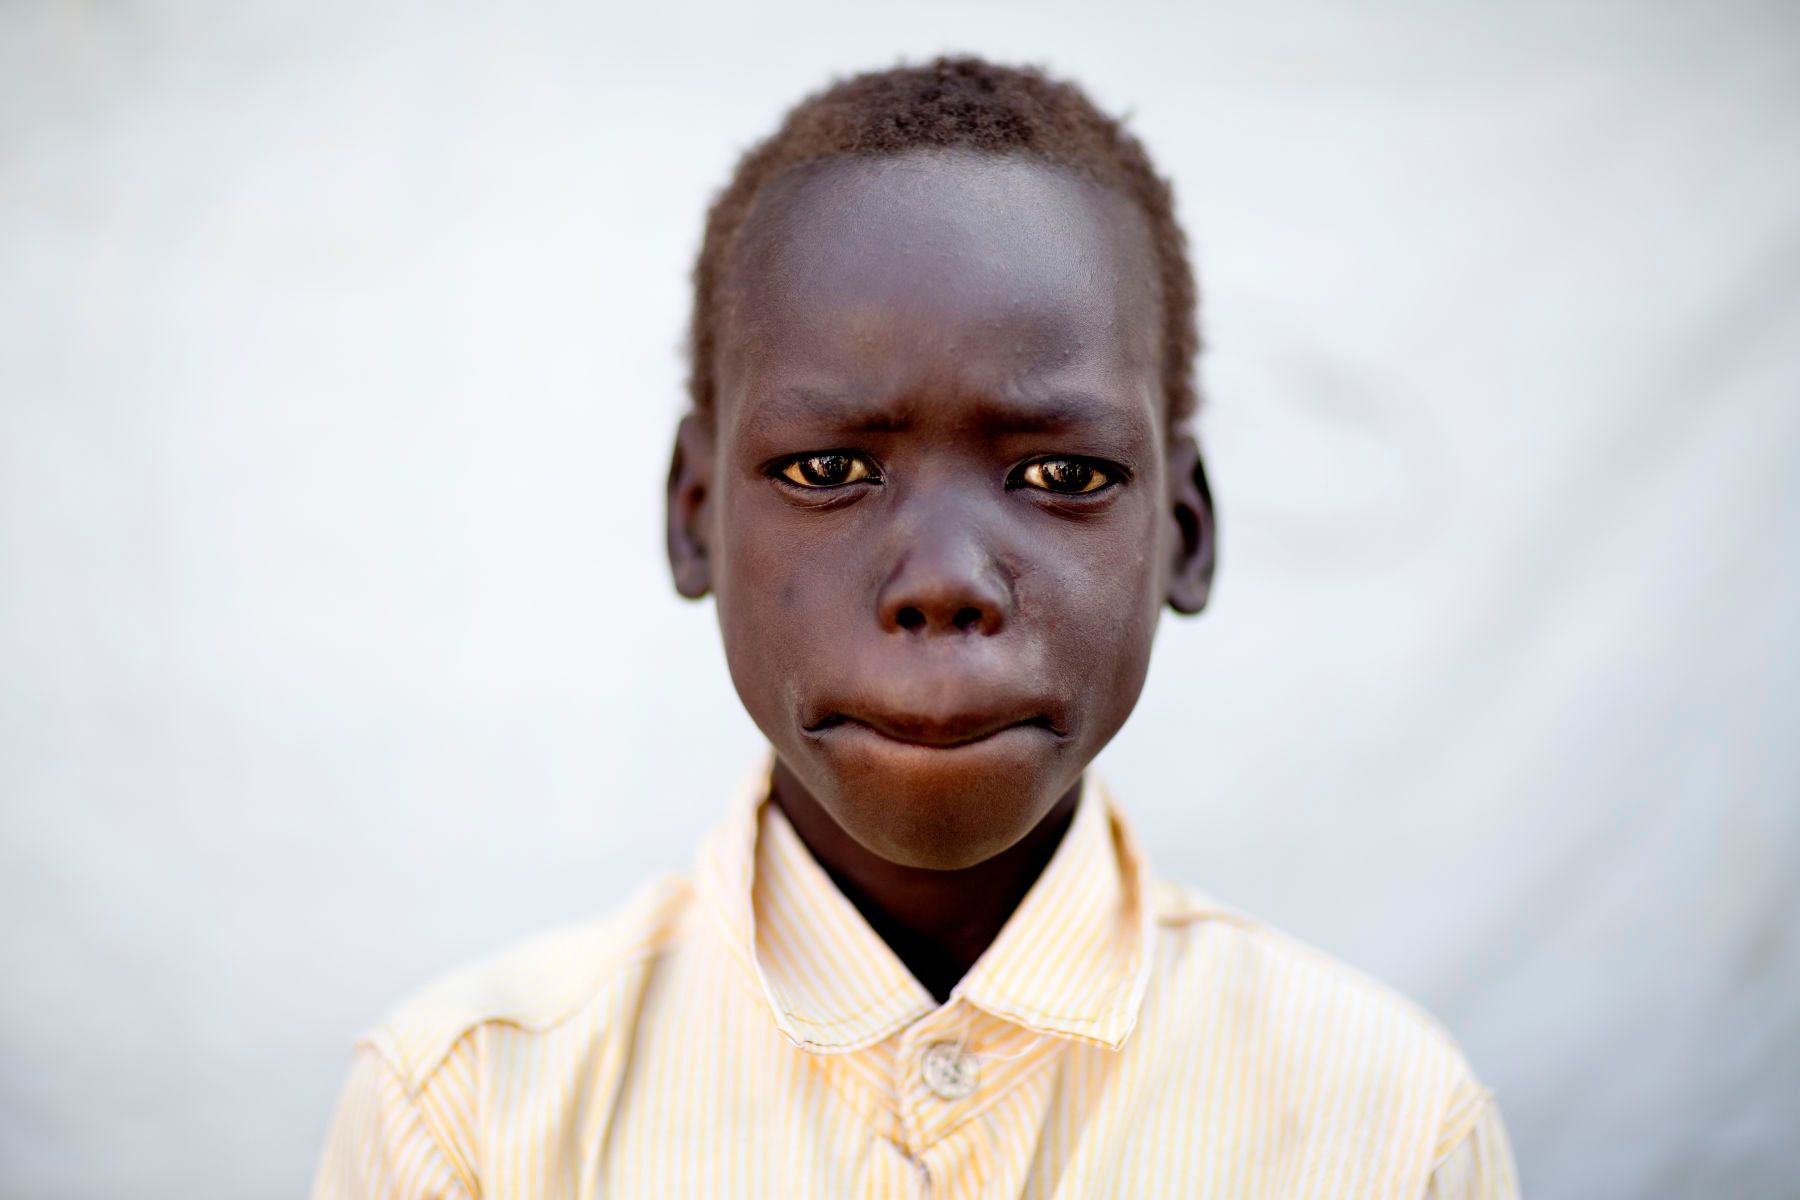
[313,57,1517,1197]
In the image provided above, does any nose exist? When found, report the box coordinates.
[875,511,1012,637]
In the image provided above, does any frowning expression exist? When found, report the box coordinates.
[669,150,1213,869]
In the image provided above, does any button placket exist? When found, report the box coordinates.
[894,1003,969,1150]
[921,1040,979,1101]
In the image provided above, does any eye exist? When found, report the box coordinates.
[778,452,878,488]
[1017,457,1114,495]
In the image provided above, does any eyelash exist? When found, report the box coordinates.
[1008,457,1118,495]
[768,453,1125,496]
[774,452,882,489]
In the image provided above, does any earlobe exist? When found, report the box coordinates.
[1165,432,1216,615]
[666,412,714,599]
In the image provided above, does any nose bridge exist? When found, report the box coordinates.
[876,485,1011,636]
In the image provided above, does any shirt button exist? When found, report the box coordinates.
[920,1040,979,1101]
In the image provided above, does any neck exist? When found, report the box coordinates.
[769,758,1082,1003]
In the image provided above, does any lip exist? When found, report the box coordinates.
[806,710,1061,750]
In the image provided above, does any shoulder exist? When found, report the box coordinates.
[357,873,694,1095]
[1146,877,1487,1097]
[1138,878,1511,1191]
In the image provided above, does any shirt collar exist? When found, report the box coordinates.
[695,754,1156,1055]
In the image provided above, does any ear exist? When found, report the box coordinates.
[666,412,714,599]
[1165,431,1217,615]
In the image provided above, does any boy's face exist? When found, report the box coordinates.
[670,151,1213,870]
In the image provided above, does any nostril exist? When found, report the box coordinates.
[897,606,926,632]
[953,607,982,632]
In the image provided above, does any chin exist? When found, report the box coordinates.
[792,722,1078,870]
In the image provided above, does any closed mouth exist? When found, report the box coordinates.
[805,712,1062,750]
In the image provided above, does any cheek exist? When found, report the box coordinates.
[711,485,852,713]
[1031,500,1163,719]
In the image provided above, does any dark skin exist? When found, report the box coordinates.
[668,150,1215,1001]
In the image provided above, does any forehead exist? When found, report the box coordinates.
[717,151,1163,433]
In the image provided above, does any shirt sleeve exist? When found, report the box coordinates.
[309,1046,475,1200]
[1423,1094,1520,1200]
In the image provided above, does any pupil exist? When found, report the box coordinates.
[1047,460,1090,491]
[807,454,848,484]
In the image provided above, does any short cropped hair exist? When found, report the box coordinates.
[688,55,1201,427]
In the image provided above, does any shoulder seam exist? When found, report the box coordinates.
[362,874,691,1096]
[1429,1084,1497,1171]
[354,1041,482,1197]
[1149,877,1252,927]
[362,938,674,1098]
[1153,879,1471,1059]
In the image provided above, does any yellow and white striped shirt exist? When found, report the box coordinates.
[313,764,1518,1198]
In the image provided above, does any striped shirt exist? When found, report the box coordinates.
[312,762,1518,1198]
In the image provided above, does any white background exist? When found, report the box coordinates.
[3,1,1796,1195]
